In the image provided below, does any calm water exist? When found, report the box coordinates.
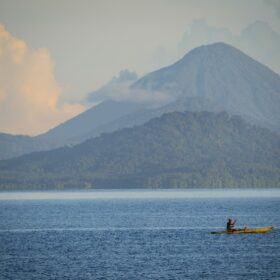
[0,190,280,279]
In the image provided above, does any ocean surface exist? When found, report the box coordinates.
[0,189,280,279]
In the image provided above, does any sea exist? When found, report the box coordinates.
[0,189,279,280]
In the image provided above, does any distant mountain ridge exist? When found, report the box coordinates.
[1,42,280,159]
[132,42,280,131]
[60,42,280,142]
[38,100,144,143]
[0,111,279,189]
[0,133,55,160]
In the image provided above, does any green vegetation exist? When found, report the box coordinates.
[0,111,279,189]
[0,133,57,160]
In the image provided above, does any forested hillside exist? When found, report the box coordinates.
[0,111,279,189]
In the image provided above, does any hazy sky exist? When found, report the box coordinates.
[0,0,280,135]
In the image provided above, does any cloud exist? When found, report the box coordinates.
[0,24,84,136]
[89,82,172,107]
[239,21,280,72]
[87,69,138,103]
[177,19,233,57]
[176,19,280,75]
[102,83,173,106]
[87,69,172,107]
[264,0,280,18]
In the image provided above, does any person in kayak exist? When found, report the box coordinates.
[227,218,237,231]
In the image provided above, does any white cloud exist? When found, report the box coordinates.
[89,81,172,107]
[102,83,172,106]
[87,69,172,107]
[0,24,84,136]
[87,69,138,103]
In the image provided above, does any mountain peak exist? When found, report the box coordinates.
[133,42,280,132]
[179,42,250,65]
[184,42,236,53]
[1,42,280,161]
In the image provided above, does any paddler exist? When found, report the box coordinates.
[226,218,236,231]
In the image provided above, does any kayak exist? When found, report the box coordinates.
[210,227,273,234]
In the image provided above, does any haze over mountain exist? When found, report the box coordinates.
[41,42,280,143]
[0,133,55,160]
[0,100,146,160]
[38,100,144,144]
[0,111,279,189]
[132,42,280,130]
[78,42,280,141]
[87,69,138,104]
[1,42,280,160]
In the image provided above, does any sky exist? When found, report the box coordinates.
[0,0,280,135]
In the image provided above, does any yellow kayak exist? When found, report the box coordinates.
[210,227,273,234]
